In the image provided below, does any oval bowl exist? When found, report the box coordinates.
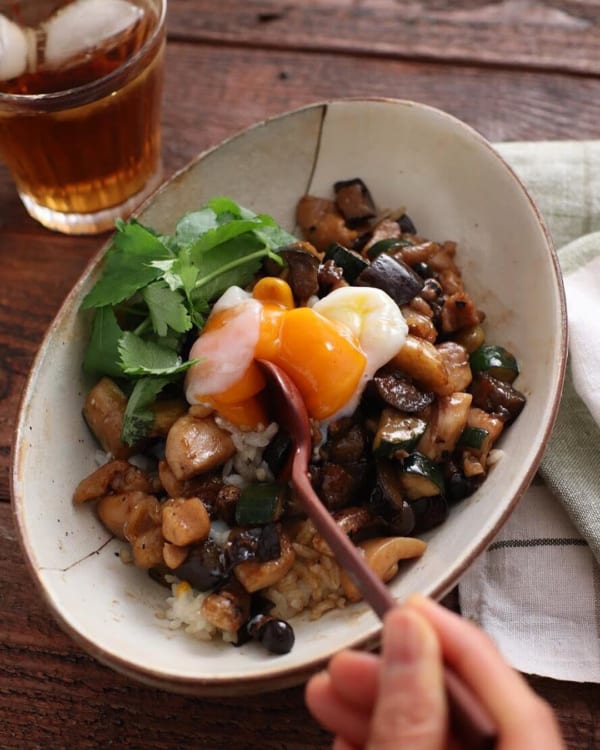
[11,98,567,695]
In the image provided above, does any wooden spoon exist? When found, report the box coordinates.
[258,359,497,750]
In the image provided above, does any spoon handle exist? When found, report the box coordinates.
[292,466,497,750]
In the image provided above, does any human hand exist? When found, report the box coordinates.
[305,594,565,750]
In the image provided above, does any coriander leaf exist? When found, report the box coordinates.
[254,217,297,250]
[190,218,264,259]
[119,332,197,375]
[208,196,248,219]
[121,376,170,446]
[175,208,219,246]
[83,306,125,378]
[82,220,173,309]
[152,255,199,296]
[142,281,192,337]
[192,234,266,302]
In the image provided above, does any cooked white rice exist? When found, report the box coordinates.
[217,418,279,488]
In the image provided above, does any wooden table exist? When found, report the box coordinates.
[2,2,599,747]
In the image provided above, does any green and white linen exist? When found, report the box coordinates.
[459,141,600,683]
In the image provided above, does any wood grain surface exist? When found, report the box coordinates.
[1,1,599,747]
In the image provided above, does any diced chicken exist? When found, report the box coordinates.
[436,341,472,394]
[165,414,236,481]
[462,407,505,473]
[417,392,473,461]
[390,335,449,395]
[161,497,211,547]
[401,305,437,343]
[296,195,357,252]
[82,377,133,458]
[73,459,152,504]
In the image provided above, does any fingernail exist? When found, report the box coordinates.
[383,609,424,665]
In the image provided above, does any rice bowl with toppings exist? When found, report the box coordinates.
[11,99,566,694]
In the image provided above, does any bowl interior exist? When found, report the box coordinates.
[12,99,566,694]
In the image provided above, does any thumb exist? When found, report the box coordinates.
[367,607,447,750]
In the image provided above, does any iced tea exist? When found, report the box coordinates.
[0,0,166,234]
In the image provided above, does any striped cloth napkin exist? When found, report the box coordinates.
[459,141,600,684]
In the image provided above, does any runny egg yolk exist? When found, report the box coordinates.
[185,279,407,428]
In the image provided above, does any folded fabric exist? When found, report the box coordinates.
[459,141,600,683]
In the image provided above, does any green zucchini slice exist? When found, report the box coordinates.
[373,409,428,457]
[325,242,369,283]
[469,345,519,383]
[399,452,445,500]
[457,426,489,450]
[366,237,413,260]
[235,482,286,526]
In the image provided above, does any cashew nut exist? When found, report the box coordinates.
[312,506,376,557]
[340,536,427,602]
[234,532,296,593]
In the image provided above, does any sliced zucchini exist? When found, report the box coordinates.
[373,408,428,456]
[235,482,286,526]
[399,452,445,500]
[325,242,369,282]
[457,426,489,450]
[469,345,519,383]
[366,237,413,260]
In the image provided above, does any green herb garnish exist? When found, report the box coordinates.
[82,197,295,445]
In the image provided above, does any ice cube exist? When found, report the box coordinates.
[0,14,34,81]
[44,0,143,69]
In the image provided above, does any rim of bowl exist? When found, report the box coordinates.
[10,97,568,694]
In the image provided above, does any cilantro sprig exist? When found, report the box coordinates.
[82,197,294,445]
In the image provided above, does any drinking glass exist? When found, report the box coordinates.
[0,0,166,234]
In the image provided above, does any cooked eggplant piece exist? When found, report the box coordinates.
[263,430,292,477]
[325,421,368,464]
[444,460,482,503]
[333,178,377,227]
[279,243,320,305]
[215,485,241,526]
[372,371,435,413]
[411,495,449,533]
[225,524,282,567]
[470,372,526,423]
[398,213,417,234]
[174,538,226,590]
[317,258,347,294]
[372,458,405,510]
[312,462,366,511]
[356,253,424,306]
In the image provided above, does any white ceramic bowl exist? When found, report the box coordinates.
[11,99,567,695]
